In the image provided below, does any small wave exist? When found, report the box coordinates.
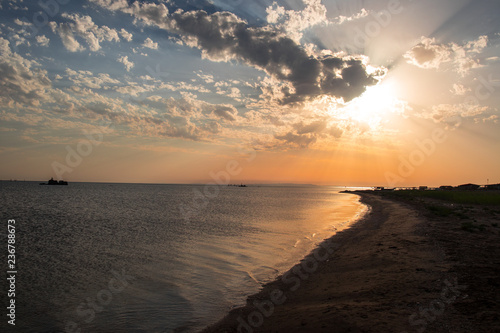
[245,271,260,284]
[260,265,280,274]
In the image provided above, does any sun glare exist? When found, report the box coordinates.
[345,81,400,129]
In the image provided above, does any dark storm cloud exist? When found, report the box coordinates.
[92,0,382,104]
[166,9,379,103]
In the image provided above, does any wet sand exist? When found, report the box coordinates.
[202,192,500,332]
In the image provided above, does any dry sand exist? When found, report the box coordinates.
[202,192,500,333]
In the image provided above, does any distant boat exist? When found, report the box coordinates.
[40,177,68,186]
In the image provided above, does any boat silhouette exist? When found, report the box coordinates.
[40,177,68,185]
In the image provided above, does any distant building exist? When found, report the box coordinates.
[456,183,480,190]
[485,183,500,190]
[419,186,428,191]
[439,185,454,190]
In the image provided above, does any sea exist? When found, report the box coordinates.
[0,182,368,333]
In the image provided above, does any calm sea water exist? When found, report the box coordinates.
[0,182,366,333]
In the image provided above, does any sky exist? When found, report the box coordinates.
[0,0,499,186]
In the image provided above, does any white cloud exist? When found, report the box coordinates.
[119,28,133,41]
[90,0,170,27]
[480,115,498,123]
[196,72,214,84]
[117,55,134,71]
[266,0,327,42]
[265,0,368,42]
[404,37,451,69]
[451,83,470,96]
[142,37,158,49]
[404,35,489,76]
[65,68,120,89]
[89,0,130,12]
[14,18,32,26]
[73,92,241,140]
[216,86,241,100]
[421,103,490,126]
[50,13,122,52]
[466,35,488,53]
[6,28,32,48]
[160,81,210,94]
[227,87,241,99]
[0,37,52,106]
[115,83,155,97]
[49,21,84,52]
[335,8,369,24]
[36,35,50,47]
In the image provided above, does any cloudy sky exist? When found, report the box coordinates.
[1,0,499,186]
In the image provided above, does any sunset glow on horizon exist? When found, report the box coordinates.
[1,0,499,187]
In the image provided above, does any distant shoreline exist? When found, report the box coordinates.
[202,191,500,332]
[0,180,321,186]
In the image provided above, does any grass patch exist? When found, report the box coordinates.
[379,190,500,205]
[426,204,454,217]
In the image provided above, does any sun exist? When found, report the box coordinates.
[345,80,400,129]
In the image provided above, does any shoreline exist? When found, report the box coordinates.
[202,191,500,332]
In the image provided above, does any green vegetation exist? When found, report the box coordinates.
[425,204,454,217]
[378,190,500,205]
[364,189,499,232]
[423,204,471,219]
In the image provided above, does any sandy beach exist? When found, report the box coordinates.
[202,192,500,332]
